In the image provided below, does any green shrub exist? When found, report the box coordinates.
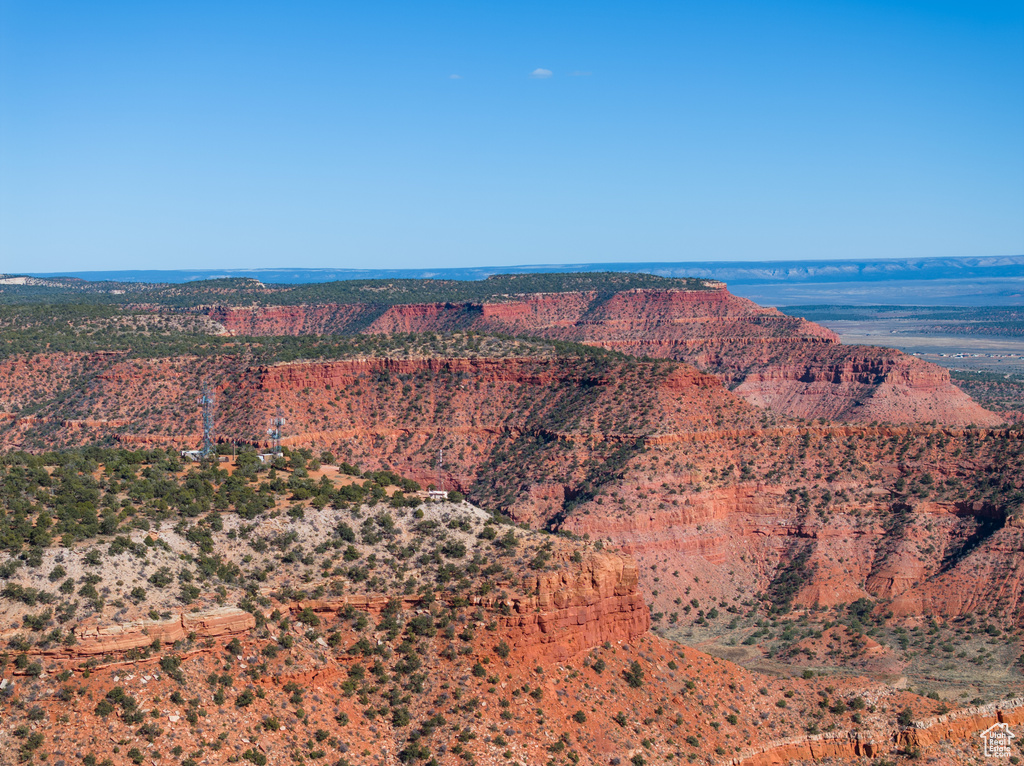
[243,748,267,765]
[623,660,644,688]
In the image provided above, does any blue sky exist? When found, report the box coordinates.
[1,0,1022,272]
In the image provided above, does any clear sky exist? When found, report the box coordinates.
[1,0,1022,272]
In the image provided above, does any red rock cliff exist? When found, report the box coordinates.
[291,552,649,663]
[59,607,256,657]
[498,551,650,661]
[203,286,999,426]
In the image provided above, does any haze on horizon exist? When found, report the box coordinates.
[1,0,1022,273]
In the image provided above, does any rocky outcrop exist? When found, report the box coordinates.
[289,553,649,663]
[726,730,883,765]
[67,607,256,656]
[733,350,1001,426]
[500,552,650,661]
[901,696,1024,748]
[724,696,1024,765]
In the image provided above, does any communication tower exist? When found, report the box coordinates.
[437,447,444,491]
[267,408,286,455]
[198,387,215,458]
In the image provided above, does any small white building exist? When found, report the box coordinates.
[427,490,449,501]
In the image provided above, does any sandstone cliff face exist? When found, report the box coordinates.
[732,349,1000,426]
[47,554,646,666]
[55,607,256,657]
[203,286,1000,426]
[297,553,650,662]
[501,551,650,661]
[562,444,1024,630]
[726,696,1024,766]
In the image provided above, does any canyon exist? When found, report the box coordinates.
[202,284,1002,426]
[0,480,1000,765]
[0,274,1021,764]
[1,343,1021,653]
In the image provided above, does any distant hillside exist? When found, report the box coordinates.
[0,272,717,307]
[15,254,1022,306]
[19,253,1024,285]
[0,275,1003,427]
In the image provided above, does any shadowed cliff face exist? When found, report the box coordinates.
[205,286,1001,426]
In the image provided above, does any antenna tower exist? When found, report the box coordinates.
[267,408,286,455]
[437,447,444,491]
[198,387,215,458]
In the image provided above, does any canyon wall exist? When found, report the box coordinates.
[0,347,1017,627]
[33,553,648,667]
[564,477,1024,632]
[204,286,1001,426]
[500,551,650,661]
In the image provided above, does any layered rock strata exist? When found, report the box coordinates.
[204,286,1000,425]
[44,554,647,665]
[292,552,649,662]
[48,607,257,658]
[725,696,1024,765]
